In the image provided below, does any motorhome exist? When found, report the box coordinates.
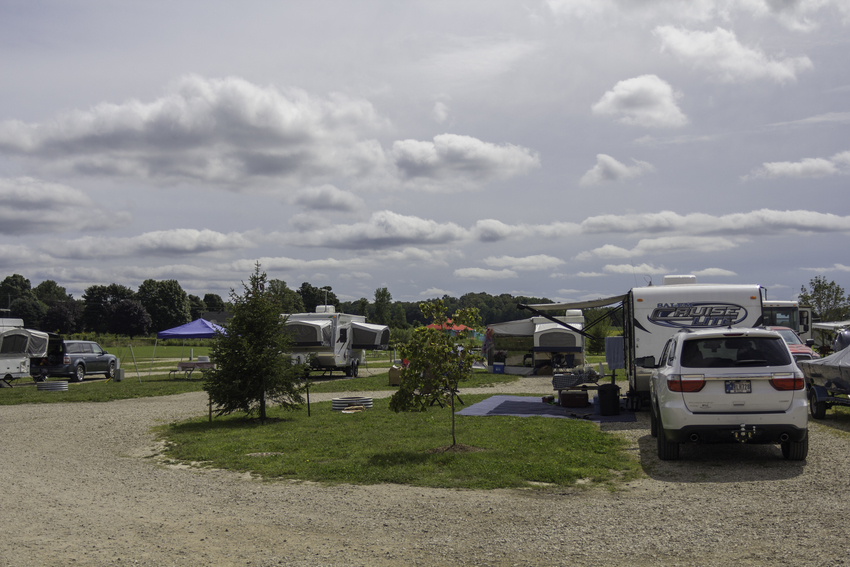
[524,275,764,409]
[284,306,390,377]
[762,300,813,342]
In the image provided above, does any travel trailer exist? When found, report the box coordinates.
[523,275,765,409]
[284,306,390,377]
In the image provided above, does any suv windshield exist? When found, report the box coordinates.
[680,336,792,368]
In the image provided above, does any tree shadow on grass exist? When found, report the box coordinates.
[167,415,297,434]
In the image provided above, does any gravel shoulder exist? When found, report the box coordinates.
[2,376,850,566]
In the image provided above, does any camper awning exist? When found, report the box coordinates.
[0,328,50,357]
[285,319,332,347]
[813,320,850,331]
[525,294,628,311]
[351,321,390,349]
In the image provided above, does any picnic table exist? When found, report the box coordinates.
[169,360,215,380]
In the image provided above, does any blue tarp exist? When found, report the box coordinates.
[156,318,225,339]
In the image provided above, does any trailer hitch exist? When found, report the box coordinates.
[732,424,756,442]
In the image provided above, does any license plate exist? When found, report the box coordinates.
[725,380,751,394]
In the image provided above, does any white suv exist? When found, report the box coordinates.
[647,327,808,461]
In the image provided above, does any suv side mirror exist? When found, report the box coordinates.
[805,339,815,347]
[635,356,656,368]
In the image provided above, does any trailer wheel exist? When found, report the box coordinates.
[809,389,827,420]
[781,431,808,461]
[346,361,359,378]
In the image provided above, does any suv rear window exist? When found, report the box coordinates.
[681,336,792,368]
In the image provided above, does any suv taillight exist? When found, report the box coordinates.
[63,355,70,364]
[668,374,705,392]
[770,374,804,391]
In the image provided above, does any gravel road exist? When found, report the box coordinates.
[3,376,850,567]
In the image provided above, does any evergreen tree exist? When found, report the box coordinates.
[204,264,304,424]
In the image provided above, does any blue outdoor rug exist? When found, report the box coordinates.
[455,395,636,423]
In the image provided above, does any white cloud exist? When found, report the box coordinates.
[0,75,390,186]
[420,287,454,297]
[391,134,540,187]
[801,263,850,272]
[472,219,528,242]
[0,177,130,235]
[655,26,813,83]
[603,263,671,275]
[420,38,542,85]
[770,112,850,127]
[745,150,850,179]
[55,229,255,260]
[578,236,740,259]
[454,267,518,279]
[579,209,850,236]
[692,267,738,276]
[293,185,364,211]
[547,0,850,30]
[592,75,688,129]
[482,254,565,270]
[579,154,655,186]
[283,210,469,249]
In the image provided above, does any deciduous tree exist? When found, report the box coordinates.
[799,276,849,322]
[389,299,482,448]
[108,299,152,338]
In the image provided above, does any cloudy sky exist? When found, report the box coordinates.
[1,0,849,307]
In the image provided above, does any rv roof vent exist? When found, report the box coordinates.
[315,305,336,313]
[662,275,697,286]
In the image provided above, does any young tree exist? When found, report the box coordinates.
[389,299,483,448]
[799,276,850,322]
[204,263,304,424]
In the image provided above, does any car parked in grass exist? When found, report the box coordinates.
[646,327,808,461]
[764,326,819,363]
[31,336,118,382]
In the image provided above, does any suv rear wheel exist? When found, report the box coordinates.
[781,432,809,461]
[74,364,85,383]
[657,414,679,461]
[105,360,116,380]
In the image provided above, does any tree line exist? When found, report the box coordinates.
[6,271,844,338]
[0,273,560,337]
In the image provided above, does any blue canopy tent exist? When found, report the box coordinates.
[150,318,225,378]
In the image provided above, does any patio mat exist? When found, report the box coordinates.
[455,395,636,423]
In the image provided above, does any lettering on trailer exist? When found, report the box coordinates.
[648,302,748,328]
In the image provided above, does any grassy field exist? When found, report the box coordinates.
[161,394,642,490]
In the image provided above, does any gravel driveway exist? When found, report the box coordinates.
[2,376,850,566]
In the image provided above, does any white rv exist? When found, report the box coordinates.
[284,306,390,377]
[487,310,586,371]
[1,327,50,387]
[524,275,764,409]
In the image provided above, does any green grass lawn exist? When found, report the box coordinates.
[161,394,642,490]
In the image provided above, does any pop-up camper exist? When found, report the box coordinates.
[1,327,49,387]
[285,306,390,377]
